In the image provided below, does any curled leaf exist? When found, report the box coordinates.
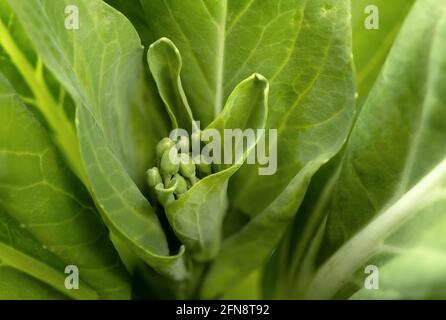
[162,74,269,261]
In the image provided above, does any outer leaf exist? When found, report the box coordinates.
[221,269,261,300]
[0,0,78,122]
[7,0,159,186]
[261,156,342,299]
[0,264,67,299]
[201,162,321,298]
[8,0,186,279]
[0,0,35,97]
[104,0,155,47]
[352,0,414,105]
[263,0,413,292]
[307,0,446,299]
[164,74,269,261]
[227,0,354,218]
[0,75,130,299]
[76,109,186,279]
[194,0,355,297]
[0,3,85,185]
[262,1,415,298]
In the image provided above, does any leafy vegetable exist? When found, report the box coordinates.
[0,0,444,300]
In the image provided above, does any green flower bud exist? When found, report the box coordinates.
[155,182,176,206]
[191,131,201,154]
[193,155,212,177]
[146,167,162,188]
[168,174,188,195]
[176,136,190,153]
[188,176,199,186]
[160,147,180,176]
[156,137,175,159]
[179,153,196,178]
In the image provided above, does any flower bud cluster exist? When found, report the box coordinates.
[146,136,213,206]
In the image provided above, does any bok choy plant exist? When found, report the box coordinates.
[0,0,445,300]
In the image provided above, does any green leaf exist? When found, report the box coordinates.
[227,0,355,218]
[7,0,156,184]
[201,162,322,298]
[139,0,227,125]
[0,265,67,299]
[0,0,77,122]
[352,0,414,105]
[8,0,186,280]
[307,0,446,299]
[261,156,342,299]
[222,269,261,300]
[0,75,130,299]
[0,0,35,98]
[0,4,86,186]
[163,73,269,261]
[147,38,196,130]
[76,108,186,279]
[181,0,354,298]
[262,1,415,297]
[104,0,155,47]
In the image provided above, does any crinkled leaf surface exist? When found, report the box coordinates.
[0,75,130,299]
[8,0,186,279]
[307,0,446,299]
[226,0,355,221]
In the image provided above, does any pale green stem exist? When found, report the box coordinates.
[306,158,446,299]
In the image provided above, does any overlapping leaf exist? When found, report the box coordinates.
[7,0,186,279]
[263,0,417,299]
[0,75,130,299]
[306,0,446,299]
[352,0,414,104]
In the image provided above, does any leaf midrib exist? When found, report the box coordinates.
[214,0,227,117]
